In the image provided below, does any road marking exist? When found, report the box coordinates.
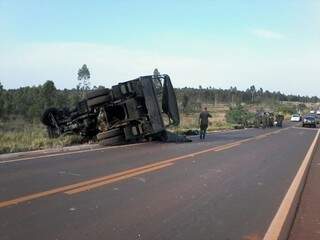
[0,143,146,165]
[0,125,293,165]
[65,163,174,194]
[263,129,320,240]
[0,126,293,208]
[0,139,246,207]
[214,142,241,152]
[255,135,267,140]
[0,161,175,208]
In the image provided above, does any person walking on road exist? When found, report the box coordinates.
[199,107,212,140]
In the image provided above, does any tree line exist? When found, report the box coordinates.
[0,65,319,121]
[176,86,319,112]
[0,80,318,122]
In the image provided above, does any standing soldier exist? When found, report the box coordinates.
[262,112,267,129]
[269,113,274,127]
[199,107,212,139]
[254,112,260,128]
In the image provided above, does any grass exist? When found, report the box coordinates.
[1,101,314,154]
[0,119,82,154]
[171,107,234,135]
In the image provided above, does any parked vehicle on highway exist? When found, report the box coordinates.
[41,74,184,145]
[306,113,320,124]
[302,115,317,128]
[290,114,301,122]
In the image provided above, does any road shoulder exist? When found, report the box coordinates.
[289,140,320,240]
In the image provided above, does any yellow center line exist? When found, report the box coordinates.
[0,127,292,208]
[214,143,242,152]
[65,163,174,194]
[0,161,177,208]
[255,135,267,140]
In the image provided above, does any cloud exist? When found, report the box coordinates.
[0,42,319,97]
[251,28,285,39]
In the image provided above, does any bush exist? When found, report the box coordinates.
[226,104,254,126]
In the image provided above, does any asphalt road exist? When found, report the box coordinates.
[0,123,318,240]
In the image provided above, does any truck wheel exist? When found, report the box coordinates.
[86,89,110,99]
[41,107,59,127]
[97,128,122,141]
[87,95,112,108]
[99,135,125,146]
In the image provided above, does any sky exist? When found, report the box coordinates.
[0,0,319,96]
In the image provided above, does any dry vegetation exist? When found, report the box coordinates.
[0,119,82,154]
[178,103,232,131]
[1,101,319,154]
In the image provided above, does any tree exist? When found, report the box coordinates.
[42,80,57,108]
[250,85,256,103]
[77,64,91,98]
[182,94,189,111]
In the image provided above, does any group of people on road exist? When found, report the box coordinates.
[254,112,284,128]
[198,108,284,140]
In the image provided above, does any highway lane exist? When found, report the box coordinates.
[0,123,318,240]
[0,127,281,201]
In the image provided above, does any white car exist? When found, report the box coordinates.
[316,110,320,115]
[310,110,315,114]
[290,114,301,122]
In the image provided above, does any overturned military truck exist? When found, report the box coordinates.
[41,74,190,145]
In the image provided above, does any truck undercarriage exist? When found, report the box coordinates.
[41,74,191,145]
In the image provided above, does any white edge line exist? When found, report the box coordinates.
[263,129,320,240]
[0,124,295,165]
[0,143,146,164]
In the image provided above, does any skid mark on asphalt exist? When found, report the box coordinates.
[0,126,294,208]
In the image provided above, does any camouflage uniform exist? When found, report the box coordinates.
[199,109,212,139]
[262,113,267,129]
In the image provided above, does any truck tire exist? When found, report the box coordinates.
[86,88,110,100]
[87,95,112,108]
[97,128,122,141]
[99,135,125,146]
[41,107,59,127]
